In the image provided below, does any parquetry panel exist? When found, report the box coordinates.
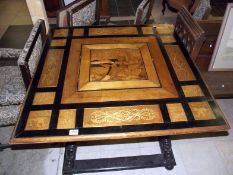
[10,26,229,144]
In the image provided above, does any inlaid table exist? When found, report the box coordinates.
[10,25,229,174]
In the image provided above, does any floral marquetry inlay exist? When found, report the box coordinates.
[83,105,163,128]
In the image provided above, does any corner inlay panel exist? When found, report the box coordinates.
[25,110,52,130]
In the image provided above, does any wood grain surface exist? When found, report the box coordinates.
[25,110,52,130]
[53,29,68,37]
[57,109,76,129]
[32,92,55,105]
[165,45,196,81]
[38,49,64,87]
[89,27,138,36]
[167,103,187,122]
[9,25,230,145]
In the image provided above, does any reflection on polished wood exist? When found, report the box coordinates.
[38,49,64,87]
[165,45,196,81]
[155,24,174,35]
[83,105,163,128]
[142,27,154,35]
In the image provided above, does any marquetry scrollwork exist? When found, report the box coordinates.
[90,108,158,124]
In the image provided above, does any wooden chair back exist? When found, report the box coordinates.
[175,7,205,61]
[134,0,154,25]
[17,19,46,89]
[57,0,99,27]
[192,0,211,20]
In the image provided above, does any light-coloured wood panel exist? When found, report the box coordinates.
[182,85,204,97]
[57,109,76,129]
[165,45,196,81]
[38,49,64,87]
[25,110,52,130]
[33,92,55,105]
[89,27,138,36]
[73,28,84,36]
[155,24,174,35]
[142,27,154,34]
[167,103,187,122]
[53,29,68,37]
[189,102,216,120]
[83,105,163,128]
[160,36,176,43]
[51,39,67,46]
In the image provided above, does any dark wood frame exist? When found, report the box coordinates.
[19,20,47,89]
[63,137,176,175]
[69,0,100,26]
[135,0,155,25]
[57,0,100,27]
[175,7,205,61]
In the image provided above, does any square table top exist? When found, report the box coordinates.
[10,25,229,144]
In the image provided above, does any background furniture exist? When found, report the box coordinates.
[162,0,212,20]
[174,7,205,61]
[156,17,233,98]
[192,0,211,20]
[0,19,46,127]
[43,0,62,17]
[195,20,233,98]
[108,0,155,25]
[134,0,155,24]
[162,0,194,14]
[57,0,99,27]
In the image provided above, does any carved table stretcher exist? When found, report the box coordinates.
[10,25,229,174]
